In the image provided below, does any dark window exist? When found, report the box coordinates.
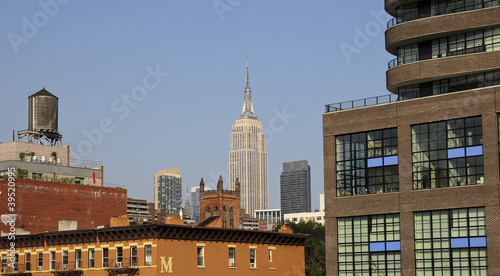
[336,128,399,196]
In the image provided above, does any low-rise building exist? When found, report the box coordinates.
[0,220,307,275]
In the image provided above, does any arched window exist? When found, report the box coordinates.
[223,207,228,228]
[214,207,220,216]
[230,207,235,228]
[206,207,211,219]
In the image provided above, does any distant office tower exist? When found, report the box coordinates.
[229,60,268,216]
[154,168,182,214]
[190,186,211,223]
[280,160,311,218]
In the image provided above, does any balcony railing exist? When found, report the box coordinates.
[325,91,420,113]
[387,0,500,29]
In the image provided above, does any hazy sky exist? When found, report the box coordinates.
[1,1,393,211]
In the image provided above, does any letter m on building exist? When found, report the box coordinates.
[160,256,173,273]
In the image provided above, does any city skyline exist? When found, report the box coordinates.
[0,1,392,210]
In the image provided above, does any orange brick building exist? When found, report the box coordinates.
[0,222,307,275]
[199,176,241,228]
[0,179,127,234]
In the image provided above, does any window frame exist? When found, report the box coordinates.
[197,246,204,267]
[250,248,257,268]
[88,248,95,269]
[228,247,236,268]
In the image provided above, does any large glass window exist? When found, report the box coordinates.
[338,214,401,276]
[397,43,419,65]
[399,69,500,98]
[412,116,483,190]
[415,207,488,275]
[336,128,399,197]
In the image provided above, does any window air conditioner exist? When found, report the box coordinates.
[145,261,152,266]
[37,266,43,271]
[62,264,68,270]
[114,262,123,267]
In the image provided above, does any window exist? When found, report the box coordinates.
[336,128,399,196]
[62,251,68,270]
[25,253,31,272]
[37,252,43,271]
[412,116,483,189]
[144,245,152,266]
[102,248,109,268]
[338,214,401,276]
[397,43,419,65]
[197,246,204,267]
[116,247,123,267]
[88,248,95,268]
[13,254,18,272]
[250,249,256,268]
[75,249,81,269]
[50,251,55,270]
[130,246,137,266]
[229,247,236,267]
[415,207,488,275]
[268,249,273,262]
[400,69,500,99]
[1,254,6,273]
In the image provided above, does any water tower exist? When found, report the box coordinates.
[18,87,63,146]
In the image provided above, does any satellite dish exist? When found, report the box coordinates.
[237,224,243,229]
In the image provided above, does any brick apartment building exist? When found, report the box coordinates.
[0,217,307,275]
[324,1,500,275]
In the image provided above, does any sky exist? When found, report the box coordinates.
[0,1,394,211]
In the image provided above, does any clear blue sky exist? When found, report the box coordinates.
[0,1,393,211]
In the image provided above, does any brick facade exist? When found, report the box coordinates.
[0,179,127,234]
[323,87,500,275]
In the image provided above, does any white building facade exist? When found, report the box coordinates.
[229,60,268,216]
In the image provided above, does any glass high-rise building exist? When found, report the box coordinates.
[280,160,311,218]
[229,60,269,216]
[154,168,182,215]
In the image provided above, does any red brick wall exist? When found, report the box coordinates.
[0,179,127,234]
[200,191,241,228]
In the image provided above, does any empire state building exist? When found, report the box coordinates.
[229,60,268,216]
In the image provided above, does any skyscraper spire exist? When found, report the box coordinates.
[246,57,250,88]
[240,58,257,119]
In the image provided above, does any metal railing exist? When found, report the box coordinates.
[387,0,500,29]
[107,258,139,268]
[325,91,420,113]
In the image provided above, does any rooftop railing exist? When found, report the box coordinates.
[324,91,419,113]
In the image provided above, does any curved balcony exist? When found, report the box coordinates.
[386,51,500,93]
[386,6,500,55]
[387,0,500,29]
[385,0,414,16]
